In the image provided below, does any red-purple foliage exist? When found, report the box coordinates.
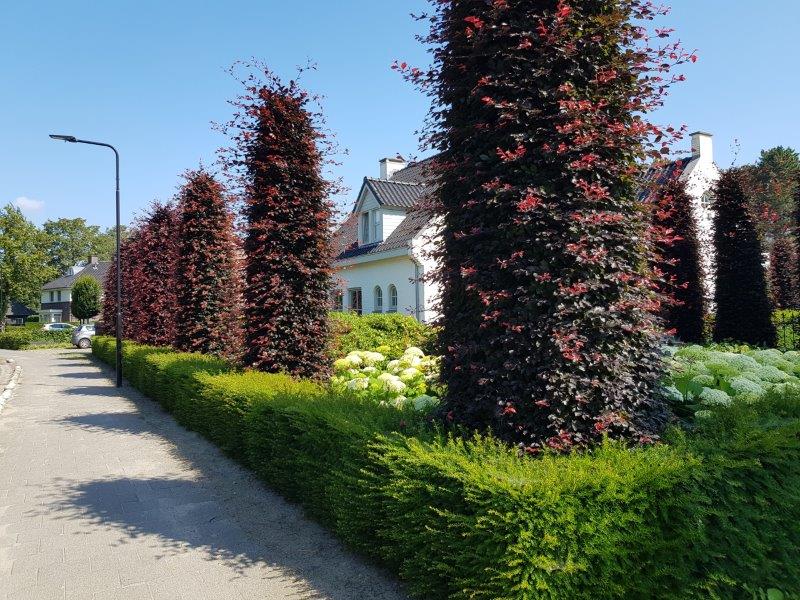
[769,236,797,309]
[398,1,695,451]
[220,63,334,378]
[652,179,706,342]
[102,203,180,346]
[174,169,244,360]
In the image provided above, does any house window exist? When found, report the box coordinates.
[361,212,370,244]
[56,290,62,302]
[373,286,383,313]
[388,285,398,313]
[49,291,54,303]
[348,288,363,316]
[332,292,344,312]
[372,211,381,242]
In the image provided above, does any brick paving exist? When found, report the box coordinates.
[0,349,406,600]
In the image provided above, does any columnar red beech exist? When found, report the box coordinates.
[652,179,706,342]
[769,236,797,309]
[713,169,775,345]
[174,169,244,359]
[400,1,694,450]
[221,64,334,378]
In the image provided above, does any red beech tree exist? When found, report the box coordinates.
[174,169,244,359]
[769,236,797,309]
[713,169,775,345]
[652,179,706,342]
[397,1,694,450]
[221,63,335,378]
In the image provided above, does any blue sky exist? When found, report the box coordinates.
[1,1,798,228]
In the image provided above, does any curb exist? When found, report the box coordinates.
[0,360,22,412]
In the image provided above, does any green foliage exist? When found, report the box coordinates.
[92,336,800,599]
[0,204,56,318]
[71,275,102,321]
[0,327,72,350]
[329,312,435,359]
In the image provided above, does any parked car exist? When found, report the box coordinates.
[72,324,96,349]
[42,322,75,332]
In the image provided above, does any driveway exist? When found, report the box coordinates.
[0,349,406,600]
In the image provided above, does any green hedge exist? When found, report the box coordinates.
[0,328,72,350]
[329,312,435,359]
[92,336,800,598]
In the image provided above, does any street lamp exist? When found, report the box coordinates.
[49,134,123,388]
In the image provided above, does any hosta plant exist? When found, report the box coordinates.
[331,347,441,412]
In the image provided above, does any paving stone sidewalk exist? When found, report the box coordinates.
[0,349,407,600]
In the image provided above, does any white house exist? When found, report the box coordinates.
[333,132,719,322]
[645,131,720,299]
[40,257,111,323]
[332,157,441,322]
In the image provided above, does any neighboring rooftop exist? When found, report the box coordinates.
[42,261,112,290]
[5,301,35,318]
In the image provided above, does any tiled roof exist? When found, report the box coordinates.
[335,209,432,261]
[639,156,693,200]
[43,261,112,290]
[364,177,429,209]
[389,157,436,185]
[5,301,35,318]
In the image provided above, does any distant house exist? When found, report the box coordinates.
[333,132,719,322]
[333,157,440,323]
[643,131,720,299]
[40,256,111,324]
[4,301,35,326]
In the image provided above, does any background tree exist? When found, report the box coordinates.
[768,237,796,309]
[174,169,243,359]
[713,169,775,345]
[653,179,706,342]
[91,225,130,263]
[397,0,693,450]
[743,146,800,252]
[42,218,102,273]
[0,205,55,327]
[71,275,101,322]
[221,63,334,378]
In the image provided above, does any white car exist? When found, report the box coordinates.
[42,322,75,332]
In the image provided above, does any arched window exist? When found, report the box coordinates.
[373,286,383,313]
[388,285,398,313]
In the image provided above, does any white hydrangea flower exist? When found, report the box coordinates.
[345,352,363,366]
[386,360,402,373]
[729,376,765,400]
[379,375,406,393]
[399,367,422,382]
[333,358,353,371]
[360,366,378,375]
[699,388,732,407]
[404,347,425,358]
[361,351,386,366]
[346,378,370,391]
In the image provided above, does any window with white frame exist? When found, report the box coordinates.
[56,290,62,302]
[388,285,398,312]
[49,291,54,303]
[361,212,370,244]
[372,211,381,242]
[348,288,363,315]
[373,286,383,313]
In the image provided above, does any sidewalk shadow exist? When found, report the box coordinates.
[44,353,406,600]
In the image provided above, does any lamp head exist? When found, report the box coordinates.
[49,134,77,143]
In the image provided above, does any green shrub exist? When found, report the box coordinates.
[91,336,800,598]
[329,312,435,359]
[0,330,33,350]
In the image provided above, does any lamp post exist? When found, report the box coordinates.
[49,134,123,387]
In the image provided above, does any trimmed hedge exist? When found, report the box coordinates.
[0,328,72,350]
[92,336,800,598]
[329,312,435,359]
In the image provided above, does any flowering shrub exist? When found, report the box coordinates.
[665,344,800,417]
[331,347,441,411]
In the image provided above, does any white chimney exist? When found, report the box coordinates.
[691,131,713,161]
[379,156,407,180]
